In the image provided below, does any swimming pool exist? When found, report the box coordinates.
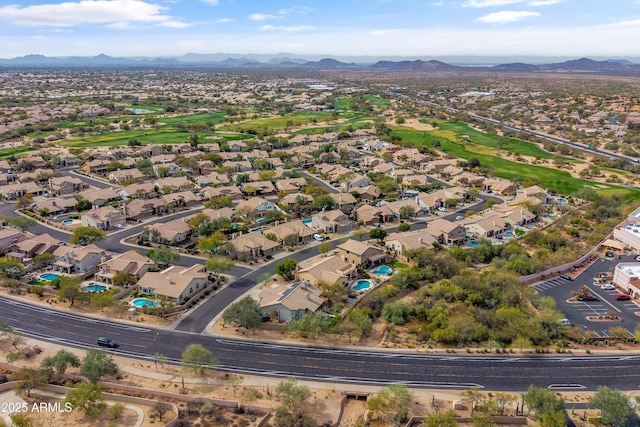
[302,219,312,225]
[371,266,392,275]
[352,280,372,291]
[557,198,567,204]
[504,231,514,239]
[39,273,61,281]
[82,283,107,293]
[131,298,158,308]
[468,241,479,248]
[62,219,74,225]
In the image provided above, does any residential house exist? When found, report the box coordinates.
[0,160,13,174]
[52,244,105,274]
[341,174,370,192]
[145,219,192,244]
[154,176,194,193]
[415,192,444,211]
[336,239,387,267]
[108,168,145,184]
[136,264,209,303]
[385,230,438,260]
[30,196,77,217]
[78,187,120,207]
[381,199,425,218]
[296,255,355,286]
[311,209,357,233]
[236,197,279,217]
[265,220,315,245]
[201,185,243,201]
[280,192,313,209]
[0,228,26,255]
[483,178,516,195]
[8,232,59,261]
[329,192,358,212]
[227,161,253,172]
[276,178,307,194]
[150,154,176,164]
[241,180,276,196]
[493,204,536,227]
[81,159,109,174]
[427,218,467,246]
[229,141,247,152]
[118,182,157,199]
[94,250,155,285]
[0,182,45,200]
[81,205,125,230]
[229,231,281,260]
[402,174,429,187]
[190,207,234,223]
[48,176,88,196]
[123,198,165,221]
[259,281,324,322]
[521,185,551,204]
[161,191,202,208]
[355,204,395,225]
[462,212,507,238]
[195,172,230,187]
[153,163,181,177]
[355,185,382,202]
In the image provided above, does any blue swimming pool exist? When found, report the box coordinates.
[557,198,567,204]
[504,231,514,239]
[468,241,479,248]
[62,219,74,225]
[352,280,372,291]
[302,219,312,225]
[372,266,392,275]
[82,283,107,293]
[131,298,158,308]
[39,273,61,281]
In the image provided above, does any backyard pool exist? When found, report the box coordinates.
[39,273,61,281]
[131,298,158,308]
[557,198,567,204]
[62,219,74,225]
[302,219,312,225]
[371,266,392,275]
[468,241,479,248]
[82,283,107,293]
[352,280,372,291]
[504,231,514,239]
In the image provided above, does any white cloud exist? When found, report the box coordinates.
[0,1,174,27]
[278,6,313,15]
[260,24,314,32]
[201,0,219,4]
[158,21,192,28]
[105,22,136,30]
[476,10,540,23]
[528,0,563,5]
[462,0,523,7]
[217,18,234,23]
[249,13,280,21]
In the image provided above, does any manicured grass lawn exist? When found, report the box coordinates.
[0,147,37,158]
[391,126,640,199]
[336,97,356,111]
[219,112,334,132]
[61,130,253,147]
[362,94,389,107]
[159,112,226,125]
[429,120,555,159]
[295,120,373,135]
[390,260,408,269]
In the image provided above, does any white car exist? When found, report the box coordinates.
[114,223,124,229]
[600,284,615,290]
[455,215,464,221]
[437,207,447,212]
[313,234,324,241]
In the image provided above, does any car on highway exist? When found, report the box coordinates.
[559,274,572,280]
[614,293,631,301]
[600,284,615,290]
[97,337,118,348]
[313,234,324,241]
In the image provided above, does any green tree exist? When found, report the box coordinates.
[424,411,458,427]
[65,383,106,416]
[227,374,244,395]
[398,205,416,219]
[81,349,118,384]
[369,227,387,243]
[398,222,411,232]
[33,252,55,267]
[313,194,337,211]
[181,343,216,375]
[196,231,227,253]
[380,383,413,419]
[366,394,390,420]
[40,349,81,375]
[6,216,36,231]
[109,403,125,419]
[205,256,234,277]
[146,246,180,267]
[112,272,136,287]
[347,308,373,337]
[381,301,410,325]
[91,292,114,312]
[153,352,166,372]
[74,199,92,212]
[494,392,516,416]
[222,296,262,329]
[275,259,297,280]
[70,227,106,245]
[13,368,48,397]
[0,257,25,278]
[10,413,34,427]
[524,385,566,427]
[275,378,311,417]
[286,311,330,338]
[589,386,634,427]
[57,276,85,306]
[318,241,333,256]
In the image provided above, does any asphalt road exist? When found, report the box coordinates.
[532,256,640,336]
[2,295,639,391]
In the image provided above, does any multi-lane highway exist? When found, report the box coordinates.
[3,295,640,391]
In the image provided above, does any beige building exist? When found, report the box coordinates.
[297,255,355,285]
[259,281,324,322]
[336,239,387,267]
[95,250,155,285]
[612,262,640,298]
[136,264,209,303]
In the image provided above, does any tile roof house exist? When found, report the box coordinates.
[118,182,157,200]
[136,264,209,303]
[30,195,77,217]
[161,190,202,208]
[236,197,279,216]
[0,228,27,255]
[275,178,308,194]
[385,230,438,260]
[0,182,45,200]
[462,212,507,238]
[78,187,121,207]
[123,198,166,221]
[264,220,316,245]
[52,243,106,273]
[259,281,325,322]
[145,219,193,244]
[297,255,355,286]
[81,205,125,230]
[311,209,357,233]
[229,231,281,260]
[355,204,395,225]
[8,232,59,261]
[336,239,387,267]
[108,168,146,184]
[48,176,89,196]
[94,250,155,285]
[427,218,467,246]
[201,185,243,201]
[354,185,382,202]
[154,176,194,192]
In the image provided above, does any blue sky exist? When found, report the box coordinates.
[0,0,639,59]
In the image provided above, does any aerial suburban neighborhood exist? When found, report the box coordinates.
[2,2,640,423]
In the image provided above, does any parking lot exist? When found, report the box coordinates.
[531,256,640,338]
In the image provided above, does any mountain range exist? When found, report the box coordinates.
[1,54,639,75]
